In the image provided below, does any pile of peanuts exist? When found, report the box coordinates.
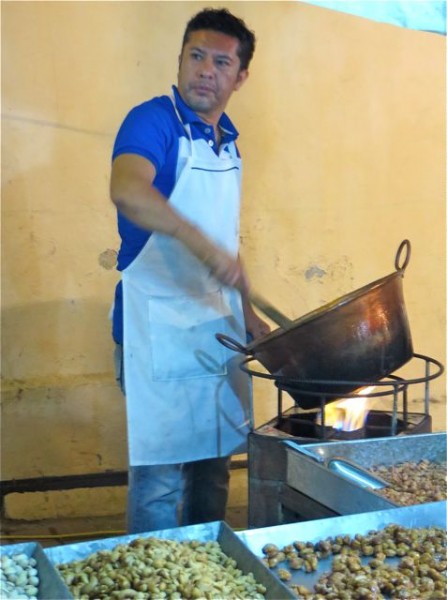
[369,459,446,505]
[56,536,268,599]
[261,524,447,599]
[0,552,40,599]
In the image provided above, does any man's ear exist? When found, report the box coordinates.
[234,69,249,91]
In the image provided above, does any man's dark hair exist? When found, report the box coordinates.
[182,8,256,71]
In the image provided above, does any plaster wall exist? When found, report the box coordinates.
[1,1,445,519]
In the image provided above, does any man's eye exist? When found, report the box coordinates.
[191,52,203,60]
[216,59,231,68]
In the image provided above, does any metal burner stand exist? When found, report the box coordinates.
[247,353,444,528]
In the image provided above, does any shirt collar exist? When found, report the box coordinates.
[172,85,239,141]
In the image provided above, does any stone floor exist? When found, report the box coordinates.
[0,468,249,548]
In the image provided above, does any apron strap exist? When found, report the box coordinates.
[169,96,197,159]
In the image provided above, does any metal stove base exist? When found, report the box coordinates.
[248,409,432,528]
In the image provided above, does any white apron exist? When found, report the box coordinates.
[122,105,252,466]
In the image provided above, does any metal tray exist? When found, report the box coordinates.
[237,501,447,595]
[45,520,294,599]
[285,432,446,515]
[1,541,72,599]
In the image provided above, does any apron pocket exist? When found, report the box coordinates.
[148,291,229,381]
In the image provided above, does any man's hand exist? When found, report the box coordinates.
[246,310,272,340]
[241,293,271,341]
[209,252,250,292]
[175,223,250,292]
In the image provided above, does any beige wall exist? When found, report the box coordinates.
[2,1,445,518]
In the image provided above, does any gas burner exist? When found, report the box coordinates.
[275,407,432,441]
[242,352,443,440]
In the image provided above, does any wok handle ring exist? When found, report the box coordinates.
[215,333,250,355]
[395,239,411,272]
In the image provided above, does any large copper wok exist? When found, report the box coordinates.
[216,240,413,407]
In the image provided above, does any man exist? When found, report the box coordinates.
[110,7,270,534]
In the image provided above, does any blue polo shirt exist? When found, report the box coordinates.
[112,85,240,344]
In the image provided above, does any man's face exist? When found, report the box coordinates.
[177,29,249,124]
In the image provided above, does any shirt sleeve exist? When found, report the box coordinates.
[112,100,171,174]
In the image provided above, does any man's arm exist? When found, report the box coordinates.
[110,153,248,290]
[111,153,184,236]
